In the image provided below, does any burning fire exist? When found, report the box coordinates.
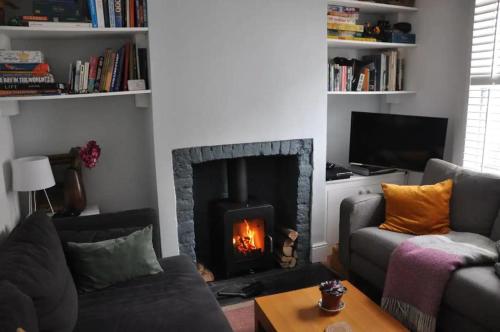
[233,219,263,255]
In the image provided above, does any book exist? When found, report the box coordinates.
[143,0,148,27]
[104,52,117,92]
[138,48,149,89]
[328,36,377,42]
[88,56,99,92]
[0,51,45,64]
[0,63,50,74]
[99,49,112,92]
[86,0,98,28]
[33,0,86,22]
[122,43,130,90]
[28,21,92,28]
[95,56,104,91]
[0,89,62,97]
[22,15,49,22]
[129,0,135,27]
[122,0,127,27]
[108,0,116,27]
[138,0,145,27]
[84,62,90,92]
[327,23,364,33]
[0,74,55,84]
[68,63,74,92]
[135,0,140,27]
[79,63,85,93]
[95,0,106,27]
[328,5,359,14]
[103,0,110,27]
[114,0,123,27]
[327,15,357,24]
[110,48,121,91]
[74,60,81,92]
[0,83,64,90]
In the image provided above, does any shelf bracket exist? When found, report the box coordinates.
[135,94,150,108]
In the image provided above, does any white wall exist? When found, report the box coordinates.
[327,0,475,168]
[10,38,157,214]
[148,0,328,259]
[0,116,19,238]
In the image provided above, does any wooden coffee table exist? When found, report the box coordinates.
[254,281,407,332]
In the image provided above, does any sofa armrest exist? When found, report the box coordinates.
[52,208,162,258]
[339,194,385,269]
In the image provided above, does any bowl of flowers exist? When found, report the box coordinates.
[319,280,347,312]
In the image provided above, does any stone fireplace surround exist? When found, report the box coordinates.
[172,139,314,265]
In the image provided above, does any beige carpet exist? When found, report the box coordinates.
[222,300,254,332]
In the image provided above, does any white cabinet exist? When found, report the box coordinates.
[325,172,407,247]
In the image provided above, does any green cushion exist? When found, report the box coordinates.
[67,226,163,292]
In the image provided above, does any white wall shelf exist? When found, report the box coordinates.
[327,91,416,95]
[0,26,148,39]
[328,0,417,14]
[0,90,151,102]
[328,38,416,49]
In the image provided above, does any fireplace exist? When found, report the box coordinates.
[211,158,274,277]
[172,139,313,279]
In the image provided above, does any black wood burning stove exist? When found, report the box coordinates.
[212,158,274,278]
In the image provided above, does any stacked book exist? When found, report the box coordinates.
[328,51,404,92]
[327,5,375,42]
[67,42,148,94]
[87,0,148,28]
[0,50,64,97]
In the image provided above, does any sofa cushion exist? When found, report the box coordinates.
[421,159,500,236]
[0,212,78,332]
[450,169,500,236]
[67,225,163,292]
[75,255,232,332]
[350,227,413,270]
[443,266,500,331]
[489,210,500,241]
[0,280,39,332]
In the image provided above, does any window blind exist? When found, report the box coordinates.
[463,0,500,175]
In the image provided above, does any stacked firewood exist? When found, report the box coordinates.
[274,227,299,269]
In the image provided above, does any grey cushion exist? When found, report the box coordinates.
[443,266,500,331]
[350,227,413,269]
[67,225,163,292]
[421,158,459,185]
[450,169,500,236]
[422,159,500,236]
[0,212,78,332]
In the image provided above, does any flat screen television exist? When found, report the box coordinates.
[349,112,448,172]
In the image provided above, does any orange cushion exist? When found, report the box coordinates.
[379,179,453,235]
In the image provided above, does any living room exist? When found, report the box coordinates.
[0,0,498,332]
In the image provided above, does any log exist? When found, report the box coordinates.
[279,227,298,241]
[196,263,215,282]
[288,257,297,268]
[282,246,293,257]
[275,253,294,263]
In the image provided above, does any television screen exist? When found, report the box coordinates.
[349,112,448,172]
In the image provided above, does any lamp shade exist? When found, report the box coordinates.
[12,156,55,192]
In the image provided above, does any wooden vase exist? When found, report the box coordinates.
[64,168,86,215]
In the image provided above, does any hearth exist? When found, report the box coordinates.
[212,158,274,278]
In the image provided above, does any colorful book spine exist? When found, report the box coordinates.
[103,0,110,27]
[74,60,81,93]
[114,0,123,27]
[138,48,149,89]
[135,0,140,27]
[122,43,130,90]
[110,49,121,91]
[143,0,148,27]
[0,63,50,73]
[87,0,98,28]
[105,52,116,92]
[0,89,62,97]
[88,56,99,92]
[327,23,364,32]
[95,0,106,27]
[108,0,116,27]
[95,56,104,91]
[0,74,55,84]
[129,0,135,27]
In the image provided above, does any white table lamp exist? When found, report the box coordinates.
[12,156,56,215]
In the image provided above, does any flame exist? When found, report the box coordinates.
[233,219,263,255]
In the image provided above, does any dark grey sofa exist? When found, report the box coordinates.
[0,208,232,332]
[339,159,500,332]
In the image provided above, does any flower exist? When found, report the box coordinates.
[79,140,101,169]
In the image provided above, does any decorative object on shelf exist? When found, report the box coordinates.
[363,20,390,40]
[382,22,415,44]
[12,156,56,215]
[0,0,19,25]
[319,280,347,311]
[64,140,101,216]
